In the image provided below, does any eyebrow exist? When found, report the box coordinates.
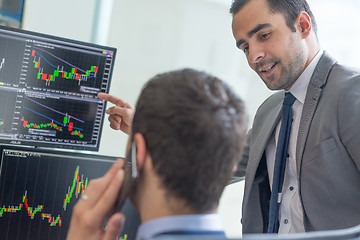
[236,23,272,48]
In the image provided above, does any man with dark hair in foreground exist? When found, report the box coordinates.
[66,68,248,240]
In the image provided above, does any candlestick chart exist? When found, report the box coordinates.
[26,45,107,92]
[19,95,98,145]
[0,146,115,240]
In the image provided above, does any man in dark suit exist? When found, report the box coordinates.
[66,69,248,240]
[230,0,360,234]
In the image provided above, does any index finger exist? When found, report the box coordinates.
[98,93,132,108]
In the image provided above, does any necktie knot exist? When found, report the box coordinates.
[283,92,296,106]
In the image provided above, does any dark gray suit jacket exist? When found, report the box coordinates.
[235,52,360,233]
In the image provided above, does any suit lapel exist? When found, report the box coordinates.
[296,52,337,176]
[244,97,282,203]
[249,103,282,177]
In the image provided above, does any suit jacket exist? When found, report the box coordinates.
[235,52,360,233]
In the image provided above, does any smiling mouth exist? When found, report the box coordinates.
[259,62,277,73]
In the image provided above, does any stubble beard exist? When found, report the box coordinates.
[260,51,305,91]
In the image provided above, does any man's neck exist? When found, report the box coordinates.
[135,160,216,223]
[304,34,321,70]
[138,180,216,223]
[135,161,197,223]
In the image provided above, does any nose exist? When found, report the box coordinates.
[248,44,265,64]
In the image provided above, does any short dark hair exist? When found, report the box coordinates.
[230,0,318,36]
[132,68,247,213]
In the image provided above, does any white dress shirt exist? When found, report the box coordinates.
[135,214,224,240]
[265,50,323,233]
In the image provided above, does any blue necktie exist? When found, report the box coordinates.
[267,92,296,233]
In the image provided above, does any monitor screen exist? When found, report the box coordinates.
[0,26,116,151]
[0,145,118,240]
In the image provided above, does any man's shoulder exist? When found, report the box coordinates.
[330,62,360,81]
[317,52,360,85]
[323,62,360,95]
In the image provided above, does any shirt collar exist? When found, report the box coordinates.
[288,50,323,104]
[135,214,223,240]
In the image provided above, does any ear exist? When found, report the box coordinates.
[133,133,147,171]
[296,11,312,39]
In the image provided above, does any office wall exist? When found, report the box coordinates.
[22,0,96,42]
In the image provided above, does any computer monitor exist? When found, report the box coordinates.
[0,145,119,240]
[0,25,116,151]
